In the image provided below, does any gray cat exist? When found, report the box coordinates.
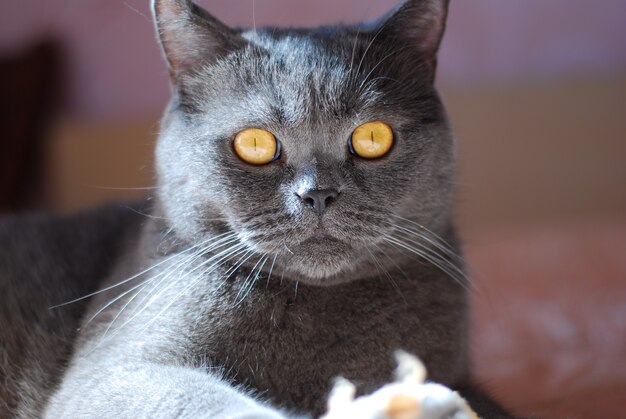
[0,0,514,417]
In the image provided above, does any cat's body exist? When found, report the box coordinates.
[1,204,494,418]
[1,0,514,417]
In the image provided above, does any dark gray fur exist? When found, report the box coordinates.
[0,0,514,417]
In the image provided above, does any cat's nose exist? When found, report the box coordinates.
[298,188,339,215]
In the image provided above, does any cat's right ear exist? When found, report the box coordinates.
[152,0,246,81]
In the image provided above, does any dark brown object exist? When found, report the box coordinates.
[0,40,62,212]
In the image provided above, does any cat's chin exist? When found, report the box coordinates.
[279,235,361,285]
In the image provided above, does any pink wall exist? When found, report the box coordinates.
[2,0,625,119]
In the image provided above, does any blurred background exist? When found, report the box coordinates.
[1,1,625,417]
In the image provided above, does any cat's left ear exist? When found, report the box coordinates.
[374,0,450,78]
[152,0,246,81]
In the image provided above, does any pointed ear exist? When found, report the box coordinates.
[376,0,449,74]
[152,0,246,80]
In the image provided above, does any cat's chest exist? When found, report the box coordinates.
[185,275,465,415]
[196,279,405,362]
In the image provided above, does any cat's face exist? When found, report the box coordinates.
[153,0,454,284]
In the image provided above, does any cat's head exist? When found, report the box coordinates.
[152,0,454,284]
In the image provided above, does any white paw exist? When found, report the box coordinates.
[321,351,478,419]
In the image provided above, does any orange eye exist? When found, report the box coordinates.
[350,121,394,159]
[233,128,279,165]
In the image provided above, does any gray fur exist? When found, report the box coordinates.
[0,0,513,417]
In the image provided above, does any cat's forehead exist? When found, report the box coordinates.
[191,30,386,137]
[242,30,346,75]
[241,31,367,117]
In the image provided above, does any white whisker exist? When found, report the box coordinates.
[383,234,472,293]
[49,233,232,309]
[389,214,460,258]
[87,236,232,326]
[265,254,277,287]
[132,243,249,334]
[94,238,246,344]
[113,235,241,318]
[234,254,267,306]
[131,241,245,320]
